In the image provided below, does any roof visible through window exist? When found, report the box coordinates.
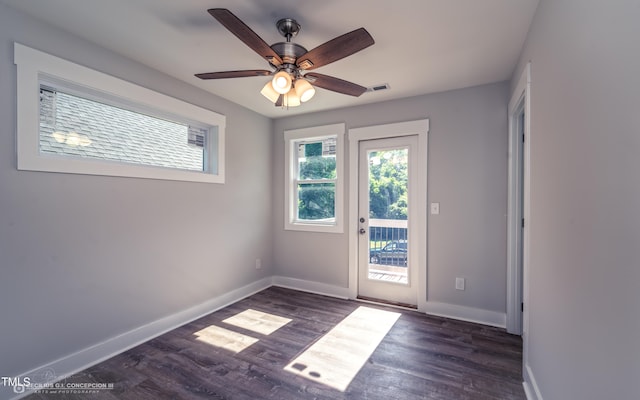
[39,86,205,172]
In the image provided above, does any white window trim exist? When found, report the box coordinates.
[284,123,345,233]
[14,42,225,183]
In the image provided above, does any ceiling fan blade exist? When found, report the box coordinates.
[296,28,374,71]
[195,70,272,80]
[304,73,368,97]
[275,94,284,107]
[208,8,283,66]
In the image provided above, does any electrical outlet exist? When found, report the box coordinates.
[255,258,262,269]
[455,277,465,291]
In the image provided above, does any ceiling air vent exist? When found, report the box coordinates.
[366,83,390,93]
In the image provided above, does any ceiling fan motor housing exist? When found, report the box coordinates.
[271,41,307,67]
[272,18,309,73]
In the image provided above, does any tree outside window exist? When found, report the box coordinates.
[296,138,337,221]
[368,149,408,220]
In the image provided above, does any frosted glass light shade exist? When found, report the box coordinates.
[295,79,316,102]
[284,90,301,107]
[272,71,292,94]
[260,81,280,102]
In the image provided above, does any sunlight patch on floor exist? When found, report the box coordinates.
[283,306,401,391]
[223,308,292,336]
[194,325,259,353]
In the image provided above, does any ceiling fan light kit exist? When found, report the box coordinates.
[260,81,280,103]
[295,79,315,102]
[271,70,292,94]
[196,8,374,109]
[284,89,301,107]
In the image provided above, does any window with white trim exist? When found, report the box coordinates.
[15,43,225,183]
[284,123,344,233]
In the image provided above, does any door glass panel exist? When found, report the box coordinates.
[367,148,409,284]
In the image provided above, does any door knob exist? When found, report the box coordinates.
[359,228,366,235]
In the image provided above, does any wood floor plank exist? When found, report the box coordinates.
[24,287,525,399]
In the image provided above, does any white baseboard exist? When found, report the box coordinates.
[272,277,507,329]
[423,301,507,329]
[4,278,272,400]
[523,363,543,400]
[271,276,350,299]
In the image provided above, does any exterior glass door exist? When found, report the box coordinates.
[358,136,418,306]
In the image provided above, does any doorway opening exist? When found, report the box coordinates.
[507,62,531,336]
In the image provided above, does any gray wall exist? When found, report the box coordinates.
[512,0,640,398]
[273,82,509,313]
[0,4,274,377]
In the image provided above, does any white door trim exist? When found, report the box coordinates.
[348,119,429,312]
[507,61,531,336]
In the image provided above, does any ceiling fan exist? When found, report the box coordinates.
[195,8,375,107]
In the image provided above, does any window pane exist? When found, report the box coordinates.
[297,137,336,180]
[297,182,335,221]
[39,87,205,171]
[368,149,409,220]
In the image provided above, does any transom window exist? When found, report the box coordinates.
[284,124,344,233]
[15,43,225,183]
[39,86,207,172]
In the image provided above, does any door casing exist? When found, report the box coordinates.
[507,62,531,336]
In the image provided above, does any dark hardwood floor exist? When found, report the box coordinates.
[26,287,526,399]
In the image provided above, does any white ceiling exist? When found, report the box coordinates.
[2,0,539,118]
